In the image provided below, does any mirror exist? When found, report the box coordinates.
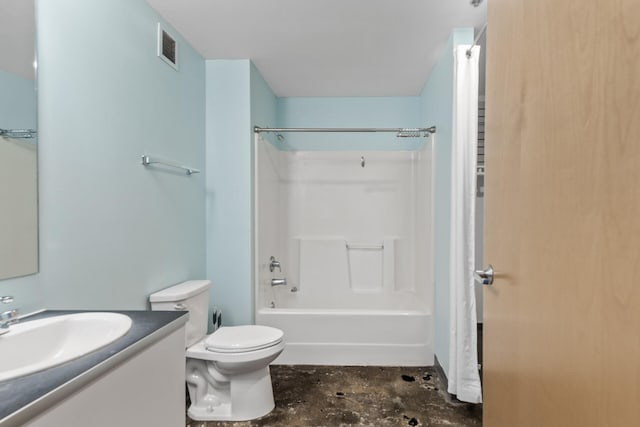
[0,0,38,280]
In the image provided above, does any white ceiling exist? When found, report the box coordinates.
[146,0,486,97]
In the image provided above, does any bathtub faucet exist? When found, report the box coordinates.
[271,278,287,287]
[269,256,281,272]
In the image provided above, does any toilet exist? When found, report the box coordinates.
[149,280,284,421]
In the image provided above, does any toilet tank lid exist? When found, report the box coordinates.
[149,280,211,302]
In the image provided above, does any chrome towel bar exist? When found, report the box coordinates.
[0,128,37,139]
[141,155,200,175]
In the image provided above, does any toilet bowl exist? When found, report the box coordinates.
[186,325,284,421]
[149,280,284,421]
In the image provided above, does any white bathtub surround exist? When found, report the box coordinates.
[257,308,431,366]
[447,45,482,403]
[255,137,433,366]
[297,237,395,295]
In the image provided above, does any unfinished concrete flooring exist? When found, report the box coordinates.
[186,365,481,427]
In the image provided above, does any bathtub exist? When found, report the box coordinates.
[255,139,434,366]
[257,307,432,366]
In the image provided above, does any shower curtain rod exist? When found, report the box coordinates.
[254,126,436,134]
[466,23,487,58]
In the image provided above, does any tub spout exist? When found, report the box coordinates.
[271,278,287,287]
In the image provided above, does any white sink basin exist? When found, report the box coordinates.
[0,312,132,382]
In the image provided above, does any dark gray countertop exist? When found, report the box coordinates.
[0,310,188,426]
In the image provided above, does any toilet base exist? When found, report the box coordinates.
[187,362,276,421]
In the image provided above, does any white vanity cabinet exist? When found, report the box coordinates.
[23,326,185,427]
[0,311,188,427]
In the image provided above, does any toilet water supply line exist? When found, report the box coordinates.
[212,308,222,331]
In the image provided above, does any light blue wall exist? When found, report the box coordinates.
[251,63,278,131]
[205,60,277,326]
[205,60,251,326]
[0,0,206,314]
[205,60,277,327]
[0,69,36,130]
[421,28,474,377]
[276,97,424,150]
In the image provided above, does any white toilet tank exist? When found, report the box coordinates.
[149,280,211,347]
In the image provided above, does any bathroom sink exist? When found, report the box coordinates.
[0,312,132,382]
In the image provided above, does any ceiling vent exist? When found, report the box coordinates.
[157,23,178,70]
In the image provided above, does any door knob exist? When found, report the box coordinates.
[474,264,494,285]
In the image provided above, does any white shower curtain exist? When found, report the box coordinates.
[447,44,482,403]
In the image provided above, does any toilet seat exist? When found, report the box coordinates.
[204,325,284,353]
[187,336,284,364]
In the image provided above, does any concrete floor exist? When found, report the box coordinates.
[186,365,482,427]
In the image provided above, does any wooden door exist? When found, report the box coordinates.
[483,0,640,426]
